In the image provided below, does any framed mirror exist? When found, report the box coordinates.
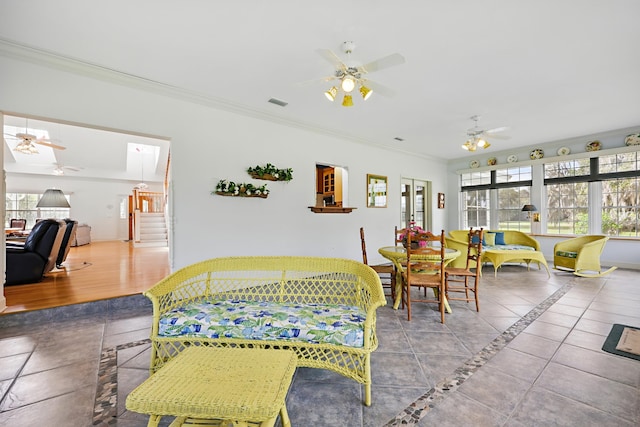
[367,174,387,208]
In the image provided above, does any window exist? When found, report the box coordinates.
[602,177,640,236]
[544,158,590,179]
[462,189,490,228]
[460,166,532,230]
[5,192,70,228]
[546,182,589,234]
[497,186,532,232]
[314,164,349,207]
[461,170,490,187]
[544,151,640,236]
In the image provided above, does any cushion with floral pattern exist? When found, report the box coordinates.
[158,299,367,348]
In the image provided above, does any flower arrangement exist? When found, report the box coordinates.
[213,180,269,198]
[399,222,428,248]
[247,163,293,181]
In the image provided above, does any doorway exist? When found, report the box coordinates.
[400,178,432,231]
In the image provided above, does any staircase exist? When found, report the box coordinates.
[134,212,168,248]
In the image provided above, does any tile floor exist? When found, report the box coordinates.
[0,265,638,426]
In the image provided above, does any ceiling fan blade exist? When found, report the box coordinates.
[361,79,396,98]
[315,49,346,69]
[484,133,511,140]
[359,53,406,74]
[484,126,509,134]
[65,166,82,171]
[294,75,336,87]
[35,140,66,150]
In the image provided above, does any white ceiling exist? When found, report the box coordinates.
[3,114,169,181]
[1,0,640,163]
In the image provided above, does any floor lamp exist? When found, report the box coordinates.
[522,204,538,233]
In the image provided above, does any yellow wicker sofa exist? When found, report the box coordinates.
[144,256,385,406]
[553,235,616,277]
[447,230,548,276]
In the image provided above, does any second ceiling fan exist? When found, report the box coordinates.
[462,115,509,152]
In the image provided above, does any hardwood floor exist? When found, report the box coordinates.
[2,240,170,315]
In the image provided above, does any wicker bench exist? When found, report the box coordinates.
[447,230,549,277]
[144,256,386,406]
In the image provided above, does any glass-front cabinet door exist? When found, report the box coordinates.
[400,178,431,230]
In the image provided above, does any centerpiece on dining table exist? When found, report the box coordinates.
[399,222,428,249]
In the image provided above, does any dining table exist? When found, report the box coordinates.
[378,245,461,311]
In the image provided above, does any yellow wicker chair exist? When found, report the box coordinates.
[553,235,616,277]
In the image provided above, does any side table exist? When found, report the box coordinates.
[126,346,298,427]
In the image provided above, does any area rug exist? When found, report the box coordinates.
[602,324,640,361]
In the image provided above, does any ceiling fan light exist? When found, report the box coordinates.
[14,141,39,154]
[462,139,477,151]
[477,138,490,149]
[359,85,372,100]
[342,94,354,107]
[341,76,356,92]
[324,86,338,101]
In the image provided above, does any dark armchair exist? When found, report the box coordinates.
[6,219,65,285]
[56,219,78,268]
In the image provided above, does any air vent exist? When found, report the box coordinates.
[268,98,288,107]
[394,137,404,141]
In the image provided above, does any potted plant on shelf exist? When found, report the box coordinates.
[213,180,269,198]
[247,163,293,181]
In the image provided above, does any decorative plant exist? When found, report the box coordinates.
[247,163,293,181]
[213,179,269,198]
[399,222,427,248]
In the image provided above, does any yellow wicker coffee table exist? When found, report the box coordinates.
[126,346,298,427]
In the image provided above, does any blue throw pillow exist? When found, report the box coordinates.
[471,235,481,244]
[495,231,506,245]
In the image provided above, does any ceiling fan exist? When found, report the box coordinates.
[4,120,67,154]
[313,41,405,106]
[462,115,509,152]
[52,162,82,176]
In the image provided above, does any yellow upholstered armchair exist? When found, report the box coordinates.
[553,235,616,277]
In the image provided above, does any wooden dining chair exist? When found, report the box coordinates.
[445,228,483,311]
[402,229,446,323]
[360,227,395,300]
[10,218,27,230]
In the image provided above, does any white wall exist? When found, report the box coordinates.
[0,48,449,277]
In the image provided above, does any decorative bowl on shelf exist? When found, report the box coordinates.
[586,140,601,152]
[625,134,640,146]
[557,146,571,156]
[487,157,497,166]
[507,154,518,163]
[470,160,480,168]
[530,148,544,160]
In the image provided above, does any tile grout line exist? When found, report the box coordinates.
[383,281,575,426]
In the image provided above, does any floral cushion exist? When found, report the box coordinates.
[483,244,535,251]
[158,300,367,348]
[556,250,578,258]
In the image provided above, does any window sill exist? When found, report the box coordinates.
[308,206,356,214]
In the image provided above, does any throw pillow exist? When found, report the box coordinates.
[484,232,496,246]
[494,231,506,245]
[471,234,481,244]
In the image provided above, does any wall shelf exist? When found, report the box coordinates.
[308,206,356,214]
